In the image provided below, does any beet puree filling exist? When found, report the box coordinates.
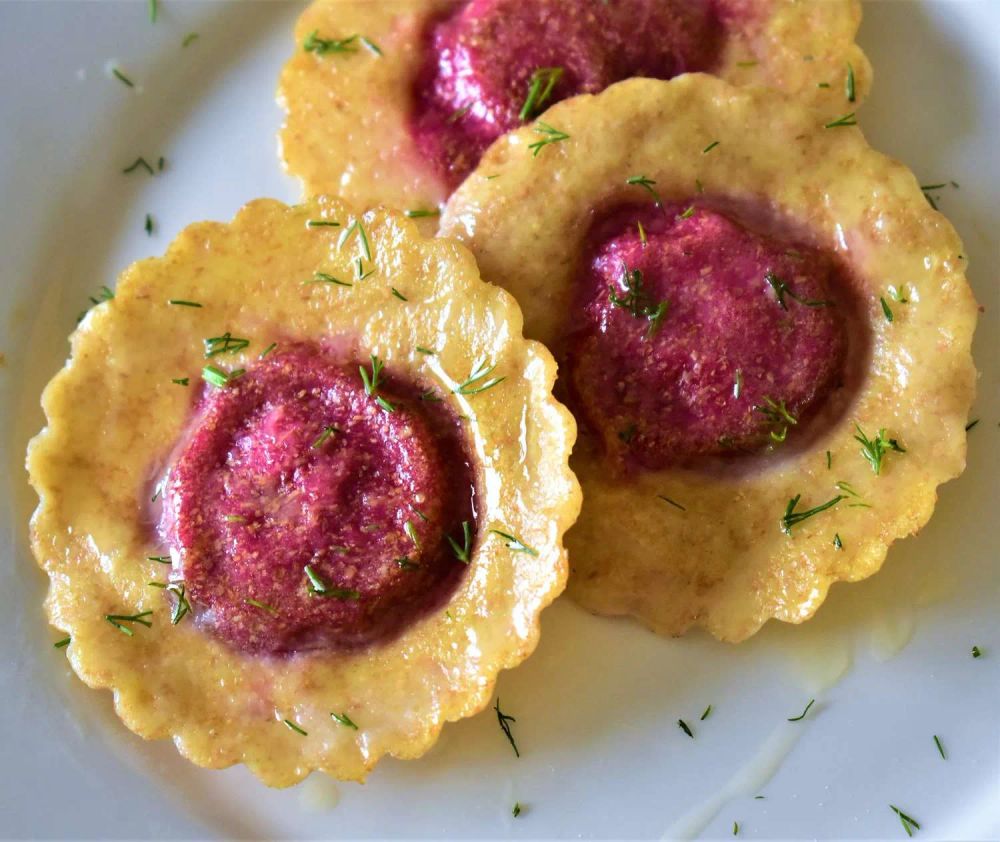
[158,344,476,655]
[411,0,722,186]
[566,203,854,470]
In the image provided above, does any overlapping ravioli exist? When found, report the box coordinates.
[439,75,978,642]
[27,197,580,785]
[278,0,871,215]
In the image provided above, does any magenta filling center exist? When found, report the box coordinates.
[410,0,724,186]
[158,345,476,655]
[566,204,854,470]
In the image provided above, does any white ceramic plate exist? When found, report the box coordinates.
[1,1,997,838]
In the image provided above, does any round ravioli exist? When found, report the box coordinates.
[27,197,580,785]
[439,75,978,642]
[277,0,870,214]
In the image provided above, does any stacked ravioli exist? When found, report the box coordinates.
[29,0,976,786]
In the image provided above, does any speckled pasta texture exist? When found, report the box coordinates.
[27,197,580,785]
[439,75,978,642]
[277,0,871,212]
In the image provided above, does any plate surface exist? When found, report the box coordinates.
[0,2,997,838]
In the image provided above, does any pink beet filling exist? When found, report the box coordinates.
[410,0,723,187]
[566,204,851,470]
[158,344,476,655]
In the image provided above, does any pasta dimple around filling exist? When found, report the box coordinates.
[159,343,477,655]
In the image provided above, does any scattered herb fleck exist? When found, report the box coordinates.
[148,0,158,23]
[527,122,570,157]
[626,174,661,206]
[657,495,686,512]
[880,296,894,322]
[123,157,155,176]
[781,494,843,534]
[833,533,843,550]
[700,705,712,721]
[415,346,435,356]
[489,529,538,556]
[854,423,905,475]
[454,359,505,395]
[391,287,408,301]
[168,299,202,307]
[494,698,520,757]
[889,805,921,837]
[933,735,946,760]
[395,557,419,570]
[787,698,815,722]
[337,218,373,261]
[846,62,856,102]
[202,364,245,388]
[306,218,340,228]
[512,803,522,818]
[311,425,339,449]
[965,419,979,432]
[404,208,440,219]
[147,555,171,564]
[105,611,153,636]
[733,821,740,836]
[144,213,154,235]
[182,32,199,47]
[824,112,858,128]
[53,637,71,649]
[703,140,720,153]
[283,719,308,736]
[678,719,694,738]
[972,645,983,658]
[303,30,358,55]
[679,205,696,220]
[306,270,352,288]
[765,271,831,310]
[111,67,135,88]
[360,36,382,56]
[331,711,358,729]
[259,342,277,359]
[244,598,278,616]
[519,66,563,121]
[204,332,250,357]
[447,521,473,563]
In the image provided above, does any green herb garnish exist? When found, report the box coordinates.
[781,494,843,534]
[259,342,277,359]
[448,103,473,123]
[755,396,798,443]
[149,581,190,624]
[512,803,522,818]
[787,698,815,721]
[202,364,244,388]
[854,424,905,475]
[283,719,308,736]
[679,205,696,220]
[53,637,71,649]
[404,520,420,547]
[933,735,946,759]
[415,346,435,356]
[306,218,340,228]
[657,495,686,512]
[702,140,720,153]
[311,425,340,449]
[609,264,669,335]
[494,698,520,757]
[245,598,278,615]
[447,521,473,563]
[972,645,982,658]
[182,32,199,47]
[303,30,358,55]
[204,332,249,357]
[148,0,158,23]
[701,705,712,721]
[833,533,843,550]
[331,711,358,729]
[824,112,857,128]
[111,67,134,88]
[77,285,115,322]
[395,557,419,570]
[305,271,352,288]
[144,213,154,235]
[360,36,382,56]
[168,299,202,307]
[105,610,153,636]
[733,822,740,836]
[147,555,171,564]
[519,67,563,121]
[846,63,856,102]
[359,354,396,411]
[123,157,155,176]
[454,359,505,396]
[527,122,570,157]
[404,208,440,219]
[765,271,831,310]
[391,287,408,301]
[880,296,894,322]
[637,220,647,245]
[678,719,694,738]
[337,218,372,261]
[626,175,661,206]
[489,529,538,556]
[889,805,920,837]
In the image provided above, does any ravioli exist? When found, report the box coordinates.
[439,75,977,642]
[27,197,580,785]
[278,0,870,214]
